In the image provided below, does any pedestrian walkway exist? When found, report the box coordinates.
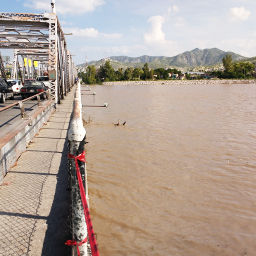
[0,89,75,256]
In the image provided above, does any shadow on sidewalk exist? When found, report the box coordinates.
[41,134,71,256]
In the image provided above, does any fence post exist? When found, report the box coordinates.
[68,81,88,256]
[37,95,41,106]
[46,89,50,99]
[18,101,25,118]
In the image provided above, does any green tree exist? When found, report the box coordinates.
[115,68,124,81]
[162,69,169,80]
[142,63,151,80]
[84,65,97,84]
[149,69,154,80]
[78,71,87,84]
[222,54,233,73]
[154,68,166,79]
[233,62,255,78]
[132,67,143,80]
[124,67,133,80]
[97,60,116,81]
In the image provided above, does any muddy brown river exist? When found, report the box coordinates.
[82,83,256,256]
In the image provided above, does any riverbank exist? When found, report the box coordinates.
[103,79,256,86]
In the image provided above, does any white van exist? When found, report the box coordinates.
[7,79,23,95]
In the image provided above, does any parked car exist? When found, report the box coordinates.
[0,78,14,103]
[36,76,51,88]
[20,81,49,100]
[7,79,23,95]
[24,79,36,85]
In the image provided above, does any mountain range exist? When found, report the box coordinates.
[78,48,246,69]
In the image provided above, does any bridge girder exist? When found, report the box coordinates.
[0,12,75,104]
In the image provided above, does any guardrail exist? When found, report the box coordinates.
[0,90,51,118]
[67,81,99,256]
[0,88,55,184]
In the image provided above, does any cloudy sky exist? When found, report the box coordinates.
[2,0,256,64]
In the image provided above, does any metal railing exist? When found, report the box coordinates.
[0,90,51,118]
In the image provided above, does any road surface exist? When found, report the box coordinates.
[0,95,49,129]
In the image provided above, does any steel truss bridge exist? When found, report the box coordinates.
[0,5,76,104]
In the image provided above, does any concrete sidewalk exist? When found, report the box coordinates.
[0,90,75,256]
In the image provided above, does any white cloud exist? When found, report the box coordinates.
[70,28,99,38]
[144,16,166,44]
[174,17,186,27]
[102,33,123,39]
[25,1,49,11]
[59,20,73,26]
[143,15,181,56]
[167,5,179,15]
[230,6,251,21]
[24,0,104,14]
[64,27,122,39]
[218,38,256,57]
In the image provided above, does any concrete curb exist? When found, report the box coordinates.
[0,100,55,184]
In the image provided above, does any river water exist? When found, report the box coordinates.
[82,83,256,256]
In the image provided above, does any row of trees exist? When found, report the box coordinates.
[221,54,255,79]
[78,57,256,84]
[78,61,182,84]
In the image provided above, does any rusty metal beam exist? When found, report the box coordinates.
[0,34,49,39]
[17,49,49,55]
[17,52,48,56]
[0,41,49,49]
[0,12,49,23]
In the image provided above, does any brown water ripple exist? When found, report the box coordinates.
[83,83,256,256]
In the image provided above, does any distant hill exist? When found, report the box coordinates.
[171,48,245,67]
[78,48,246,70]
[242,56,256,64]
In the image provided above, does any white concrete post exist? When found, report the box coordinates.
[68,81,88,256]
